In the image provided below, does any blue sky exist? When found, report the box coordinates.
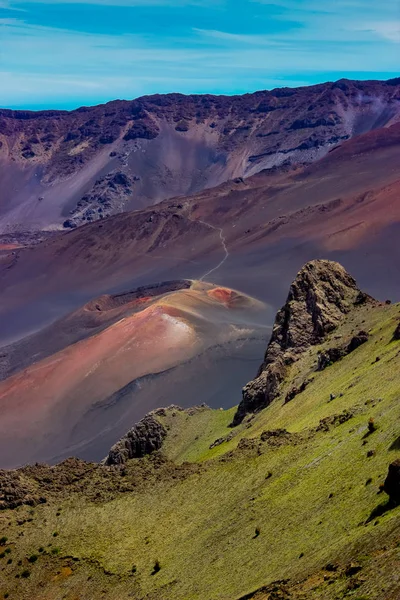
[0,0,399,110]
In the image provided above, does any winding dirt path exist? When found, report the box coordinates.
[196,219,229,281]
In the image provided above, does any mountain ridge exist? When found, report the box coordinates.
[1,77,399,233]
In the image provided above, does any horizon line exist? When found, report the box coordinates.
[1,74,398,114]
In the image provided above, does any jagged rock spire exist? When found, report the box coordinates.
[231,260,373,425]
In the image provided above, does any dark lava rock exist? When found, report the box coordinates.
[232,260,371,425]
[175,119,190,132]
[123,118,159,141]
[345,563,362,577]
[383,459,400,505]
[393,323,400,341]
[63,219,77,229]
[109,171,130,187]
[284,377,313,403]
[0,470,46,510]
[209,432,233,449]
[105,415,167,465]
[317,330,369,371]
[347,330,369,352]
[316,409,354,432]
[289,113,341,130]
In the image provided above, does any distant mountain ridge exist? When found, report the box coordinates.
[0,78,399,232]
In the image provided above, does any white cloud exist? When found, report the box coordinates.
[362,21,400,44]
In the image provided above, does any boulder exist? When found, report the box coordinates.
[317,330,369,371]
[383,459,400,505]
[105,414,167,465]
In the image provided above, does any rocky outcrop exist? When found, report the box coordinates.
[317,330,369,371]
[383,459,400,505]
[232,260,372,425]
[65,170,136,227]
[105,414,167,466]
[0,470,46,510]
[393,323,400,341]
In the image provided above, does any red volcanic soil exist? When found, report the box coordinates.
[207,287,245,308]
[0,281,268,467]
[0,243,21,250]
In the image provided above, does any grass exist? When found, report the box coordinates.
[0,303,399,599]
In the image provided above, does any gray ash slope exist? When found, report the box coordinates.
[1,78,399,233]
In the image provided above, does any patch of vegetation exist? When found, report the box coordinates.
[28,554,38,563]
[152,559,161,575]
[0,303,398,599]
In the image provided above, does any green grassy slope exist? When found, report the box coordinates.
[0,303,399,600]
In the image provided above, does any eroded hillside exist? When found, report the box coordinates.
[0,261,399,600]
[1,78,399,232]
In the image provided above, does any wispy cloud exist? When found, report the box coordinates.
[0,0,398,109]
[5,0,217,5]
[193,28,286,46]
[362,22,400,44]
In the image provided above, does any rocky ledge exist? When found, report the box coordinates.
[104,414,167,466]
[231,259,374,425]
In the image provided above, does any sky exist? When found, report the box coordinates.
[0,0,399,110]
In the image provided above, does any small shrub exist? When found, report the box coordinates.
[7,558,12,565]
[368,418,377,434]
[38,547,44,553]
[131,565,137,574]
[28,554,38,563]
[254,526,261,538]
[21,569,30,578]
[152,559,161,575]
[0,537,7,545]
[52,531,59,537]
[5,548,10,554]
[51,548,59,555]
[365,478,373,486]
[0,552,5,559]
[4,593,9,598]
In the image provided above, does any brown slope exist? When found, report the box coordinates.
[0,78,399,232]
[0,122,399,348]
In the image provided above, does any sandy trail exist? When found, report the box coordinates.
[195,218,229,281]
